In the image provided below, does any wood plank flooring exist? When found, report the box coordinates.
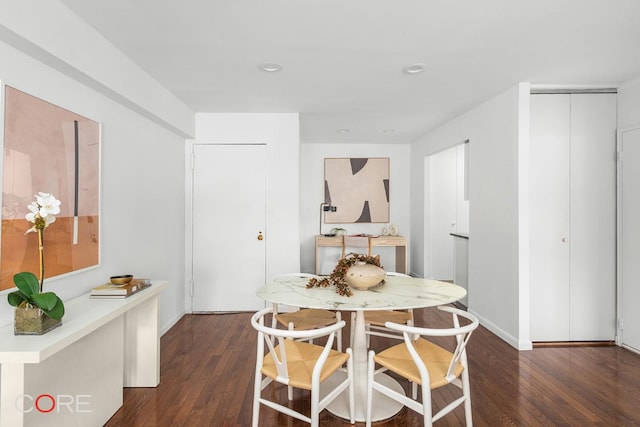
[105,308,640,426]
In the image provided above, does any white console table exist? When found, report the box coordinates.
[0,280,168,427]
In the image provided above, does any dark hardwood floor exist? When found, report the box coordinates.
[105,308,640,426]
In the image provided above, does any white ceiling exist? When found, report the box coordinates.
[59,0,640,144]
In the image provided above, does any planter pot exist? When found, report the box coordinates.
[14,306,62,335]
[331,228,347,236]
[345,261,386,290]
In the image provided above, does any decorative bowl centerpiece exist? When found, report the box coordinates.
[306,253,385,296]
[110,275,133,285]
[344,261,386,290]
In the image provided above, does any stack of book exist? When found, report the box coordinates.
[90,279,151,299]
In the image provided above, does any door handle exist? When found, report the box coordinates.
[561,237,568,243]
[257,231,264,241]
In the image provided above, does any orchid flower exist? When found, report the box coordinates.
[25,193,61,234]
[22,192,62,291]
[35,192,61,217]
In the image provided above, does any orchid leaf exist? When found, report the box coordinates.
[13,272,40,298]
[7,291,28,307]
[32,292,59,311]
[41,298,65,320]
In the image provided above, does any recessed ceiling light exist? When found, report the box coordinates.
[260,62,282,72]
[337,129,351,133]
[402,63,426,75]
[383,129,396,133]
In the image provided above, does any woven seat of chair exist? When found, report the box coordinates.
[373,338,464,389]
[262,339,349,390]
[364,310,412,326]
[275,309,337,330]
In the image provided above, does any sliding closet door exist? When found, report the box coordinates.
[569,94,616,340]
[530,94,572,341]
[530,93,616,342]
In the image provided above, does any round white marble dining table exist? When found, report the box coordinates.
[256,275,466,423]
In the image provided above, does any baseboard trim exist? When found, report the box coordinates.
[533,340,615,348]
[161,310,185,336]
[469,309,533,351]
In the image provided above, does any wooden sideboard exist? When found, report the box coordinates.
[315,235,408,275]
[0,280,167,427]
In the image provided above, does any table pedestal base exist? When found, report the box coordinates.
[322,371,404,422]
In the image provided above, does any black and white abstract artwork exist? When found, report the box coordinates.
[324,157,389,223]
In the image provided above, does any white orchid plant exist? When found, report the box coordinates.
[7,193,65,320]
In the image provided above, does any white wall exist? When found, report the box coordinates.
[300,143,411,274]
[0,5,190,334]
[619,75,640,129]
[191,113,301,289]
[411,83,531,350]
[0,0,194,138]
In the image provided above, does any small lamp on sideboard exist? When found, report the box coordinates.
[319,202,337,235]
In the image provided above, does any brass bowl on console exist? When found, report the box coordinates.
[110,275,133,285]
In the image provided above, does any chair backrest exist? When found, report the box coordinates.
[271,273,316,316]
[252,307,345,383]
[270,274,317,326]
[342,236,372,257]
[384,306,478,382]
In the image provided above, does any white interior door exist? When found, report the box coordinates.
[569,94,616,340]
[530,94,571,341]
[455,143,469,233]
[429,147,456,280]
[191,144,266,312]
[620,127,640,352]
